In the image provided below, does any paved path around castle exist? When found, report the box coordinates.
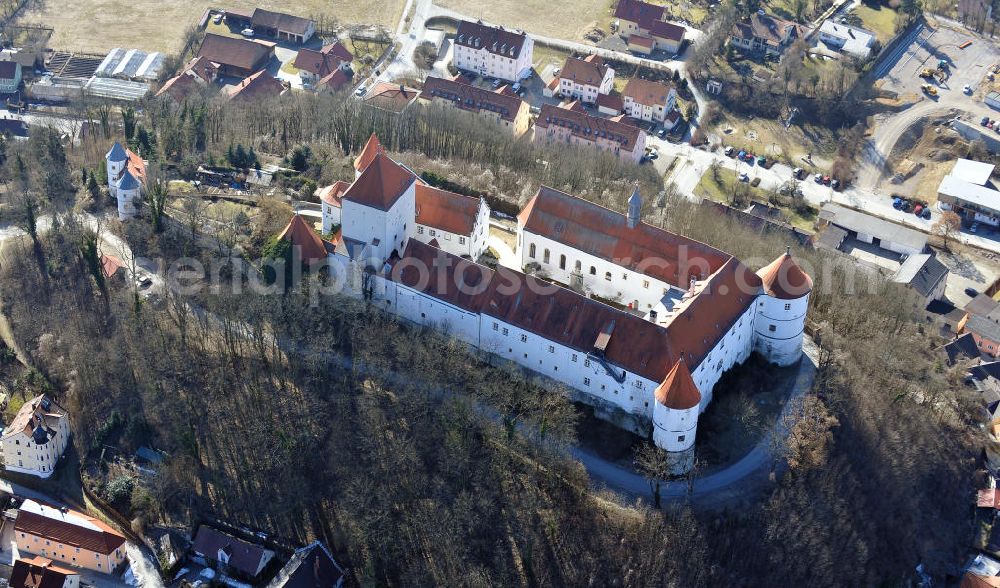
[572,335,819,507]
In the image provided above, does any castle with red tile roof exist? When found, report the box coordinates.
[322,137,811,465]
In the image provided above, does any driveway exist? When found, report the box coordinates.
[574,336,819,507]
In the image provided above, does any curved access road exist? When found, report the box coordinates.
[572,336,819,508]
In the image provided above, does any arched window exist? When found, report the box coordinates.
[543,249,550,264]
[559,254,566,270]
[529,243,536,258]
[575,260,582,272]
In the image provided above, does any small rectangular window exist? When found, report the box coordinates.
[548,345,555,353]
[429,229,436,237]
[502,327,509,336]
[643,280,650,288]
[492,322,499,331]
[459,237,466,244]
[584,359,591,367]
[584,378,591,386]
[572,354,578,362]
[520,334,527,342]
[417,226,424,234]
[769,324,776,332]
[678,435,685,442]
[784,303,791,311]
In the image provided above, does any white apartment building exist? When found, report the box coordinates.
[558,55,614,104]
[413,184,490,259]
[1,395,70,478]
[622,78,677,124]
[452,20,534,82]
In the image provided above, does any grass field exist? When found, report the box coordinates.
[437,0,613,42]
[850,3,899,43]
[694,167,817,231]
[18,0,407,54]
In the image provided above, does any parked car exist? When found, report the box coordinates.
[648,148,658,159]
[830,179,840,190]
[212,13,223,24]
[921,207,931,219]
[756,155,766,165]
[971,223,980,233]
[135,275,152,289]
[792,167,802,178]
[737,150,746,159]
[355,85,367,97]
[964,84,972,94]
[724,146,734,156]
[913,204,924,216]
[983,116,991,126]
[822,175,831,185]
[511,82,521,93]
[901,200,912,212]
[892,197,902,209]
[241,28,255,37]
[967,287,980,297]
[814,173,823,183]
[491,79,502,89]
[745,152,755,163]
[657,128,667,138]
[739,172,750,182]
[750,177,761,187]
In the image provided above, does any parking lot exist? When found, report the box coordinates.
[876,21,1000,101]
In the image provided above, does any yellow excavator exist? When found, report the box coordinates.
[921,83,938,96]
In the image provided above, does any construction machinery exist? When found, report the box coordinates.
[921,83,938,96]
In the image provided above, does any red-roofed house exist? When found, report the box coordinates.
[227,70,286,102]
[14,499,126,573]
[363,82,419,113]
[414,184,490,258]
[615,0,665,37]
[293,42,353,86]
[419,75,531,136]
[623,78,677,123]
[318,180,350,233]
[558,55,614,104]
[9,556,79,588]
[533,102,645,162]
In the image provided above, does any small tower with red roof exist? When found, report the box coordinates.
[754,247,812,366]
[652,359,701,455]
[354,133,384,179]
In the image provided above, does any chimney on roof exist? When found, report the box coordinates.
[786,245,791,256]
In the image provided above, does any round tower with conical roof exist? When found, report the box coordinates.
[652,359,701,452]
[115,168,141,220]
[105,142,127,197]
[754,247,812,366]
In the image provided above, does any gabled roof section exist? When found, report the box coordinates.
[655,360,701,409]
[560,54,610,86]
[614,0,666,29]
[342,152,415,211]
[14,500,125,555]
[421,75,526,122]
[193,526,271,578]
[318,181,350,207]
[386,239,682,382]
[227,70,285,102]
[10,556,78,588]
[266,541,344,588]
[278,214,328,262]
[198,33,272,72]
[517,185,732,288]
[624,77,673,108]
[535,102,642,151]
[354,133,383,172]
[415,184,480,235]
[455,20,528,59]
[757,249,812,299]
